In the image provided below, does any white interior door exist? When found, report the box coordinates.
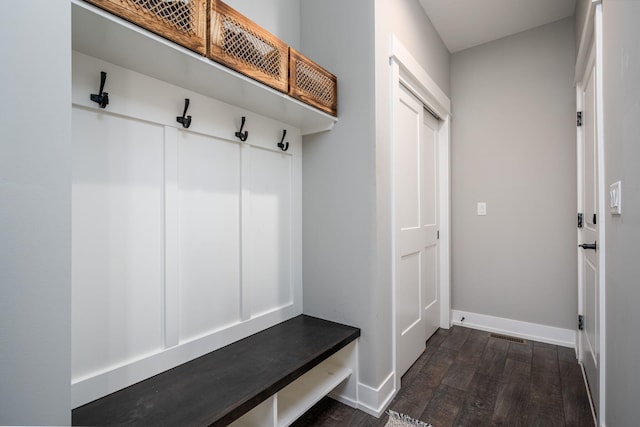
[578,47,600,415]
[395,85,440,377]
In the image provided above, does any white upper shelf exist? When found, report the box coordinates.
[71,0,337,135]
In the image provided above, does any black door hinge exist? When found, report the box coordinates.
[578,314,584,331]
[593,213,597,225]
[437,230,440,240]
[577,112,583,127]
[578,213,583,228]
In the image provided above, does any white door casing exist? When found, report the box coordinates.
[394,85,440,378]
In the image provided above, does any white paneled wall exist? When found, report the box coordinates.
[244,147,293,317]
[71,51,302,407]
[177,131,242,342]
[72,109,165,379]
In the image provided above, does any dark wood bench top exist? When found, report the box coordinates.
[72,315,360,426]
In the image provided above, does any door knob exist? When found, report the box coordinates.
[579,241,597,250]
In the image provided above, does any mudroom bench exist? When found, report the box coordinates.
[72,315,360,426]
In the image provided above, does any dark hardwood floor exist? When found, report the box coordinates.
[291,326,594,427]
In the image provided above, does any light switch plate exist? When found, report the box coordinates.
[610,181,622,215]
[477,202,487,216]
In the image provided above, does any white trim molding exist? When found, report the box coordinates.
[356,372,396,418]
[451,310,576,348]
[389,35,450,116]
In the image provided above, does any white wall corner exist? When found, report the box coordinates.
[356,372,396,418]
[451,310,576,348]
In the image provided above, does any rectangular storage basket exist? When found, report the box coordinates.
[84,0,207,55]
[289,48,337,117]
[209,1,289,93]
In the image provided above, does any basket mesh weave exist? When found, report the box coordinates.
[295,61,336,108]
[129,0,195,33]
[221,16,282,78]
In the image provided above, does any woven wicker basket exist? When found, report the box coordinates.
[289,48,337,117]
[209,1,289,93]
[84,0,208,55]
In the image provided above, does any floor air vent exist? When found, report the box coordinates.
[489,333,527,344]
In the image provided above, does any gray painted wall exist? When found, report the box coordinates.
[450,18,577,329]
[382,0,451,95]
[301,0,450,390]
[574,0,590,54]
[0,2,72,424]
[223,0,300,49]
[602,1,640,424]
[300,0,379,386]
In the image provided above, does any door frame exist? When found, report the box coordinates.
[389,35,451,390]
[575,1,605,425]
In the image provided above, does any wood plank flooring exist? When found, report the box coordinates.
[291,326,593,427]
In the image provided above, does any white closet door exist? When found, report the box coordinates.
[394,85,440,377]
[244,147,293,317]
[177,131,241,342]
[72,108,164,380]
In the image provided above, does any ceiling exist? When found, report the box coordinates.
[419,0,576,53]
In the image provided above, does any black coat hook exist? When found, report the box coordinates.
[90,71,109,109]
[176,98,192,128]
[277,129,289,152]
[235,116,248,141]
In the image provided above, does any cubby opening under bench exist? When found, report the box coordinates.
[72,315,360,426]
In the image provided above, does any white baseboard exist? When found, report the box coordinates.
[356,372,396,417]
[451,309,576,348]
